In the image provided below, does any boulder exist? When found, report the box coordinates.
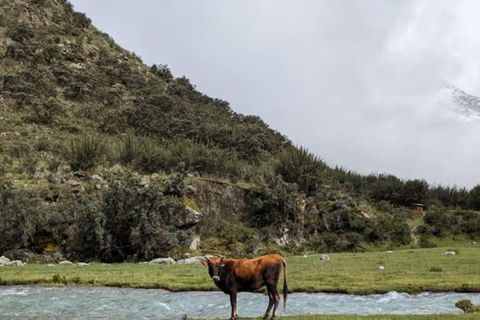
[0,256,11,266]
[77,262,90,266]
[33,172,45,180]
[139,177,150,187]
[11,260,24,266]
[149,257,176,265]
[59,260,73,265]
[444,251,457,256]
[91,174,104,185]
[176,258,200,265]
[319,254,330,261]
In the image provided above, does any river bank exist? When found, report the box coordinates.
[1,247,479,294]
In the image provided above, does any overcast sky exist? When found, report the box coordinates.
[70,0,480,188]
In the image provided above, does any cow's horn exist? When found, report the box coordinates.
[220,255,225,260]
[204,255,209,260]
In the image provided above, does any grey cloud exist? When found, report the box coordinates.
[70,0,480,187]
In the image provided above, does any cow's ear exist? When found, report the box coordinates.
[201,259,208,266]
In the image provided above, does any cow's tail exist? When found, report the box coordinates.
[282,257,288,311]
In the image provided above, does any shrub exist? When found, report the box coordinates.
[275,146,326,195]
[429,266,443,272]
[455,299,477,313]
[64,135,107,171]
[101,178,192,261]
[31,98,64,124]
[250,175,300,231]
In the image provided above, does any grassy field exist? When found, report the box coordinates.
[200,315,478,320]
[1,246,479,294]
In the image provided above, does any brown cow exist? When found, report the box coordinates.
[201,254,288,320]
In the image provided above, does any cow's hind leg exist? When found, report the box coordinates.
[263,285,274,319]
[270,285,280,319]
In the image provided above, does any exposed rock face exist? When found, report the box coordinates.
[189,235,201,251]
[175,207,201,228]
[149,257,176,265]
[193,181,250,236]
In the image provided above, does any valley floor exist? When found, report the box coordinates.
[1,246,479,294]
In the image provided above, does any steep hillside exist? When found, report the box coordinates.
[0,0,478,262]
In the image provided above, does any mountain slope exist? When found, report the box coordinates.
[0,0,288,169]
[434,84,480,119]
[0,0,478,262]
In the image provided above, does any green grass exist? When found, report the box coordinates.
[200,315,478,320]
[1,246,479,294]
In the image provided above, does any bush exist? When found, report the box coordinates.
[101,178,192,261]
[64,135,107,171]
[455,299,477,313]
[31,98,64,124]
[429,266,443,272]
[275,146,326,195]
[250,175,300,231]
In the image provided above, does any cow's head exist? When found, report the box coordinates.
[201,256,225,282]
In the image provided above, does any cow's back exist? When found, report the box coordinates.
[229,254,284,292]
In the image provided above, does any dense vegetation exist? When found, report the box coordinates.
[0,0,479,262]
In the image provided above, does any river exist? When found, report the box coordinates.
[1,286,479,319]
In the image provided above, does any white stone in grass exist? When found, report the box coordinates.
[149,257,176,265]
[444,251,456,256]
[0,256,11,266]
[378,266,385,270]
[59,260,73,265]
[11,260,24,266]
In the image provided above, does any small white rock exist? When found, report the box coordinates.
[59,260,73,265]
[444,251,456,256]
[318,254,330,261]
[378,266,385,270]
[11,260,24,266]
[48,264,56,267]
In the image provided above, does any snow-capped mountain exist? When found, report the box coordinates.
[434,84,480,119]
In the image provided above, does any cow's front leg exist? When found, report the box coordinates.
[229,290,238,320]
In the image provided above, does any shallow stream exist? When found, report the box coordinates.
[1,286,479,319]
